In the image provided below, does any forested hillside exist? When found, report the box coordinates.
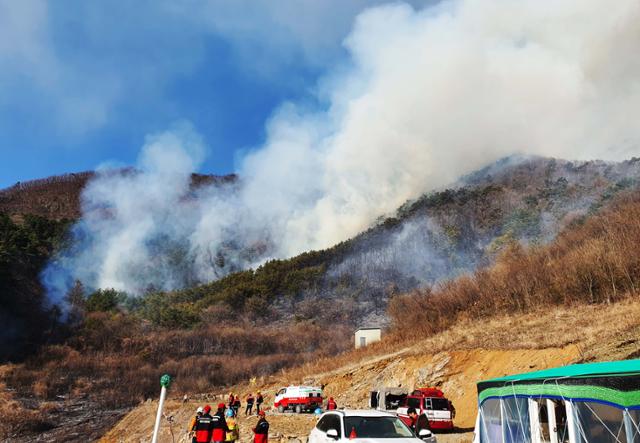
[2,156,640,440]
[0,214,70,360]
[132,156,640,328]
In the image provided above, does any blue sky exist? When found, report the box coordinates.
[0,0,428,188]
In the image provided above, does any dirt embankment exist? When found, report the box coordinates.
[102,300,640,443]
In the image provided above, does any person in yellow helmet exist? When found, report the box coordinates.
[225,408,239,442]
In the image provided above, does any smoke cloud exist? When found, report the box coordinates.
[44,0,640,302]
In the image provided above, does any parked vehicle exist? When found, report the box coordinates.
[370,387,409,411]
[274,385,323,413]
[397,388,455,431]
[370,387,455,431]
[309,409,437,443]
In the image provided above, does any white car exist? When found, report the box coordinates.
[309,409,437,443]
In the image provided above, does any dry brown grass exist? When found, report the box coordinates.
[389,193,640,339]
[2,318,353,425]
[274,299,640,389]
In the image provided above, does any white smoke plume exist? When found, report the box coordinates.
[44,0,640,302]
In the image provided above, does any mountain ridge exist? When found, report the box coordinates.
[0,170,237,221]
[3,155,640,441]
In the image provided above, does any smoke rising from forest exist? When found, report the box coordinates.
[44,0,640,303]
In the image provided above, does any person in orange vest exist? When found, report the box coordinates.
[194,405,214,443]
[246,393,255,415]
[212,403,229,443]
[253,410,269,443]
[327,397,337,410]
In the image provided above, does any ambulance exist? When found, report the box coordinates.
[274,385,324,413]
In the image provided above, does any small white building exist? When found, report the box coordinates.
[355,327,382,348]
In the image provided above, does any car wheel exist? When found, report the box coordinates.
[295,405,302,414]
[278,405,284,413]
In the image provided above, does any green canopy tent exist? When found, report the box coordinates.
[473,359,640,443]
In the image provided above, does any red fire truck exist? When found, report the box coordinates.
[397,388,455,431]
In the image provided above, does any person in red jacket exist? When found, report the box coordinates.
[253,410,269,443]
[194,405,214,443]
[212,403,229,443]
[327,397,337,410]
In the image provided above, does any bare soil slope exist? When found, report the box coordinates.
[101,300,640,443]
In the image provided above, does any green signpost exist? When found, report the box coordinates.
[152,374,172,443]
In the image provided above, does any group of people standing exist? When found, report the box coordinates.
[237,392,264,416]
[189,392,267,443]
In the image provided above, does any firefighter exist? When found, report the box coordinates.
[327,397,337,410]
[246,393,255,415]
[212,403,229,443]
[225,408,239,442]
[407,407,430,435]
[252,410,269,443]
[194,405,214,443]
[189,406,204,443]
[233,395,241,416]
[256,392,264,415]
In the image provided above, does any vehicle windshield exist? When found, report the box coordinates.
[428,398,449,411]
[407,398,421,409]
[343,416,414,439]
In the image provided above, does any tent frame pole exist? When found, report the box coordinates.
[529,398,542,443]
[500,398,507,443]
[547,399,559,443]
[624,409,634,443]
[564,400,578,443]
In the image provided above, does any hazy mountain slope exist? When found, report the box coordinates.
[143,156,640,328]
[0,170,236,221]
[0,171,236,361]
[3,156,639,343]
[3,156,640,442]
